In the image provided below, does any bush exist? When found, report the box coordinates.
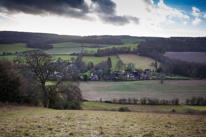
[65,101,82,110]
[191,96,196,105]
[196,97,204,105]
[128,98,132,104]
[185,99,191,105]
[148,98,159,105]
[0,58,22,102]
[140,98,147,104]
[160,99,170,105]
[171,98,179,105]
[133,98,138,104]
[113,98,117,103]
[118,107,131,112]
[104,100,112,103]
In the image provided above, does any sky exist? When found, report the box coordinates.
[0,0,206,37]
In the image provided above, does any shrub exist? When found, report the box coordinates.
[185,99,191,105]
[128,98,132,104]
[0,58,22,102]
[171,98,179,105]
[118,107,131,112]
[148,98,159,105]
[140,98,147,104]
[104,100,112,103]
[203,98,206,105]
[160,99,169,105]
[133,98,138,104]
[191,96,196,105]
[113,98,117,103]
[196,97,204,105]
[65,101,82,110]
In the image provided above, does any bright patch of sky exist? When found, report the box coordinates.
[0,0,205,37]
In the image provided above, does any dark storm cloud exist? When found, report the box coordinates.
[91,0,139,26]
[0,0,140,26]
[91,0,116,14]
[0,0,91,20]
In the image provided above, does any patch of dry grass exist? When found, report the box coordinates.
[118,54,160,70]
[0,107,205,137]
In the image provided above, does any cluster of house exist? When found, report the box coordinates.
[89,69,154,81]
[48,63,155,81]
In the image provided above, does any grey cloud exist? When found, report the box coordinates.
[143,0,153,5]
[91,0,139,26]
[0,0,140,26]
[100,15,139,26]
[143,0,154,12]
[91,0,116,15]
[0,0,92,20]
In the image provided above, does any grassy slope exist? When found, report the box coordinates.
[121,38,146,44]
[0,43,37,54]
[118,54,159,70]
[80,80,206,102]
[0,106,205,137]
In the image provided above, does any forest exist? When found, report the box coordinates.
[137,37,206,78]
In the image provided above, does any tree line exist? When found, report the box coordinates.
[83,46,138,56]
[137,37,206,78]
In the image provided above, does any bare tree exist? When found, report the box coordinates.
[14,50,81,108]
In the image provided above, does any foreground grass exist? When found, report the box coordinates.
[0,105,206,137]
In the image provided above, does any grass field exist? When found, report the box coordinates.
[164,52,206,63]
[80,80,206,102]
[0,105,205,137]
[82,55,119,70]
[0,43,37,54]
[44,47,82,54]
[0,55,17,61]
[118,54,159,70]
[121,38,146,44]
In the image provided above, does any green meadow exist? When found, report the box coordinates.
[0,43,37,54]
[44,47,82,54]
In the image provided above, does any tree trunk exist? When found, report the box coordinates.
[42,84,49,108]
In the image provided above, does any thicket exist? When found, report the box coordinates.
[0,51,83,110]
